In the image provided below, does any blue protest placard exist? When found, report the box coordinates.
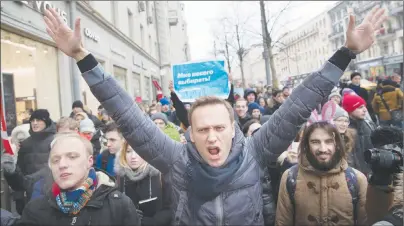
[172,60,230,102]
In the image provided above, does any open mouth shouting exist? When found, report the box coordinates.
[207,146,221,160]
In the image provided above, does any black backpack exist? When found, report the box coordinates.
[286,165,359,225]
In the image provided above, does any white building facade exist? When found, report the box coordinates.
[274,11,331,87]
[273,0,403,87]
[1,1,190,131]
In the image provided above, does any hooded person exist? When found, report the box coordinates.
[371,79,403,127]
[151,112,181,142]
[1,109,56,214]
[244,88,258,104]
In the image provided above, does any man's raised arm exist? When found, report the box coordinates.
[43,8,182,174]
[252,6,387,164]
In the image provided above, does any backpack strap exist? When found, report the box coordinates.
[344,167,359,226]
[286,164,299,225]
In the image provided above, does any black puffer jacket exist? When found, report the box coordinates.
[16,123,56,175]
[349,118,375,175]
[16,171,140,226]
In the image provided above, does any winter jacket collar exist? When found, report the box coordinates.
[48,171,116,210]
[381,85,397,94]
[29,122,56,140]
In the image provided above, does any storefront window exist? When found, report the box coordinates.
[132,72,141,97]
[144,76,151,101]
[113,65,127,90]
[1,30,60,126]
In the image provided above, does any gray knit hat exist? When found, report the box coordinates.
[333,105,349,120]
[328,89,342,100]
[151,112,168,125]
[79,118,95,133]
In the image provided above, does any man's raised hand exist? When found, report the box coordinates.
[345,6,387,54]
[44,8,88,61]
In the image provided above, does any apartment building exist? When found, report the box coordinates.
[1,1,190,129]
[351,1,403,81]
[274,11,331,87]
[274,1,403,87]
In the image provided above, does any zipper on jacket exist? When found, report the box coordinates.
[215,195,224,226]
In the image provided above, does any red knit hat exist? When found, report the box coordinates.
[342,94,366,113]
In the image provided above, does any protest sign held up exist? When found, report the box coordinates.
[172,60,230,102]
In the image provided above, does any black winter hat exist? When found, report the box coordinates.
[29,109,52,127]
[72,100,84,110]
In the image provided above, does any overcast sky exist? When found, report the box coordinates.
[183,1,338,60]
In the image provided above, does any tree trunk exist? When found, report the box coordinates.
[239,57,247,89]
[268,44,279,89]
[225,35,232,73]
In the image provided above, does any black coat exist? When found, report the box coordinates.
[16,173,140,226]
[349,119,375,175]
[117,173,171,226]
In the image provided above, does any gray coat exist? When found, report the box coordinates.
[81,57,342,225]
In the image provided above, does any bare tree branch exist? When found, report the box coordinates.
[268,1,292,36]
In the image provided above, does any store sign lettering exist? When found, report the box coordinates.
[17,1,67,23]
[84,28,100,42]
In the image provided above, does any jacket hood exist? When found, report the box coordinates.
[244,88,257,100]
[29,122,57,139]
[186,123,245,165]
[114,149,160,182]
[381,85,397,94]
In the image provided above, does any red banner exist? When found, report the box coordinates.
[0,92,14,155]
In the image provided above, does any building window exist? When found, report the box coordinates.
[149,35,152,55]
[132,72,141,97]
[113,65,127,90]
[128,9,134,40]
[382,42,389,55]
[154,41,158,59]
[144,76,151,101]
[140,24,144,48]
